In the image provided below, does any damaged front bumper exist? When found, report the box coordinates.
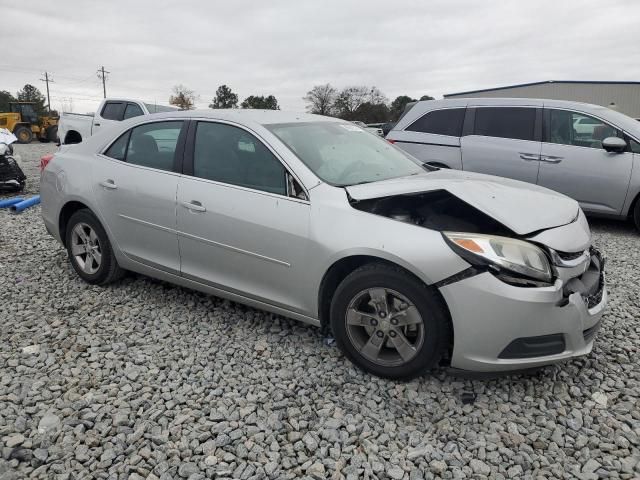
[439,248,607,372]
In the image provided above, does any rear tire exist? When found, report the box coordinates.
[633,200,640,232]
[46,125,58,143]
[65,209,125,285]
[330,263,451,380]
[14,126,33,144]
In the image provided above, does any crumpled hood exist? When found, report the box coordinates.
[346,170,580,235]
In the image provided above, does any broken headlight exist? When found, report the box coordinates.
[444,232,553,283]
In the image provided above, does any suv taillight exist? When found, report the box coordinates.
[40,153,54,172]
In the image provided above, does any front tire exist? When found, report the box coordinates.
[634,200,640,232]
[65,209,124,285]
[330,263,451,380]
[14,126,33,144]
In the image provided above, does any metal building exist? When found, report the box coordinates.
[444,81,640,119]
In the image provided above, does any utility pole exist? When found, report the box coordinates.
[40,71,54,112]
[97,66,110,98]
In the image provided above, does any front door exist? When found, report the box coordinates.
[461,106,541,184]
[92,120,185,273]
[537,109,634,215]
[177,120,311,312]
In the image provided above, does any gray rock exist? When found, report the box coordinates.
[37,413,60,434]
[4,434,24,449]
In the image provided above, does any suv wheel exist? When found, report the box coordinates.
[634,200,640,232]
[65,209,124,285]
[330,263,450,380]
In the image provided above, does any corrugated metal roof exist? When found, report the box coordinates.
[445,80,640,97]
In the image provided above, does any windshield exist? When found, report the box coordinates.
[266,121,423,186]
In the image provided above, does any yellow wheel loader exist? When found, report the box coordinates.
[0,102,58,144]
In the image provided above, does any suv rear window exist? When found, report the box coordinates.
[474,107,536,141]
[406,108,465,137]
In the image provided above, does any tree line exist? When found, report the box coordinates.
[169,83,434,124]
[304,84,434,123]
[169,84,280,111]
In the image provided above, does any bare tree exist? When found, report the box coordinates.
[334,86,388,120]
[169,85,197,110]
[303,84,336,115]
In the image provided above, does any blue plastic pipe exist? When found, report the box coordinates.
[0,197,24,208]
[9,195,40,214]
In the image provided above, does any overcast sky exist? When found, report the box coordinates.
[2,0,639,114]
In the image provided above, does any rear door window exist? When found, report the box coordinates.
[474,107,536,141]
[102,121,182,171]
[101,102,125,121]
[406,108,465,137]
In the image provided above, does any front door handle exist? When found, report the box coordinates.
[519,152,540,162]
[94,123,100,127]
[99,179,117,189]
[181,200,206,212]
[540,155,563,164]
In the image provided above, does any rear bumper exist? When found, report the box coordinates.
[440,270,607,372]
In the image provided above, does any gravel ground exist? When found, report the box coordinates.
[0,143,638,480]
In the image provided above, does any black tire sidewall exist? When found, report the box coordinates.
[330,264,450,380]
[65,210,116,285]
[634,201,640,231]
[15,127,32,144]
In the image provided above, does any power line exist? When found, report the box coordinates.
[40,71,54,113]
[97,66,110,99]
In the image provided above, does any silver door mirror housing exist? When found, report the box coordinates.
[602,136,627,153]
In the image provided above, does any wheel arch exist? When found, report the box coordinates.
[64,130,82,144]
[627,189,640,219]
[317,254,454,358]
[13,122,31,131]
[58,200,92,247]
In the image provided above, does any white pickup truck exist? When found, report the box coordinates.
[58,98,176,145]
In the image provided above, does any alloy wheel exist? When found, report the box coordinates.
[345,287,425,367]
[70,222,102,275]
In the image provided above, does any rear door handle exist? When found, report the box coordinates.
[99,179,117,189]
[519,152,540,162]
[181,200,206,212]
[540,155,563,164]
[94,123,100,127]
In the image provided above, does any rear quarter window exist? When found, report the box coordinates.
[405,108,465,137]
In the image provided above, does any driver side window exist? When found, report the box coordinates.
[193,122,287,196]
[544,109,622,150]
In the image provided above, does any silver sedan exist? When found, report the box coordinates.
[41,110,606,379]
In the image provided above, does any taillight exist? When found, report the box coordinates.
[40,153,54,172]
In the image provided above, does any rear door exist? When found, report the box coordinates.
[93,120,185,272]
[460,106,542,183]
[93,101,125,133]
[537,108,633,215]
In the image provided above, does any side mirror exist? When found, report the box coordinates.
[602,136,627,153]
